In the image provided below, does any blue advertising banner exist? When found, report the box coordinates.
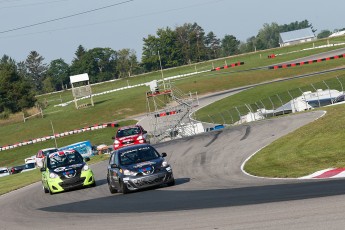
[59,140,94,158]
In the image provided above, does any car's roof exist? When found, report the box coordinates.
[0,167,8,170]
[48,149,77,158]
[41,147,58,151]
[117,125,141,130]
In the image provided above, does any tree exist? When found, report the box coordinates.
[116,49,139,78]
[70,47,117,83]
[175,22,207,64]
[243,36,257,53]
[317,30,332,39]
[221,34,240,57]
[156,27,183,68]
[0,58,36,114]
[141,34,161,72]
[279,20,313,33]
[141,27,183,71]
[25,51,47,92]
[205,31,221,59]
[46,59,70,91]
[74,45,87,61]
[255,22,280,50]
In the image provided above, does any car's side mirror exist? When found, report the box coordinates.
[40,167,45,172]
[84,157,90,162]
[110,164,118,169]
[143,130,147,134]
[111,136,115,140]
[161,152,167,157]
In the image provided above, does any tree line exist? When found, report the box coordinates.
[0,19,340,116]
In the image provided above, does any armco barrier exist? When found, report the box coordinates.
[0,122,119,152]
[268,54,345,69]
[211,61,244,71]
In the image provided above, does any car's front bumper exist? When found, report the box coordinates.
[123,167,173,191]
[47,169,95,193]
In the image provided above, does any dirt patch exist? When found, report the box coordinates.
[113,108,133,116]
[0,107,41,126]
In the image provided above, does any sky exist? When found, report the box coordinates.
[0,0,344,64]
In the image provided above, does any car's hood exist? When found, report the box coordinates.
[51,163,84,175]
[118,135,140,141]
[124,158,163,173]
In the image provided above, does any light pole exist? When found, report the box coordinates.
[50,120,58,148]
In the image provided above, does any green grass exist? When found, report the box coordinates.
[244,105,345,178]
[194,70,345,124]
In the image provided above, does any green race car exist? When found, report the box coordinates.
[41,149,96,195]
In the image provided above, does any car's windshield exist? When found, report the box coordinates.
[47,151,84,169]
[119,146,160,165]
[116,127,141,138]
[43,148,58,156]
[25,163,35,169]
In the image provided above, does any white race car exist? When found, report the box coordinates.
[0,167,10,177]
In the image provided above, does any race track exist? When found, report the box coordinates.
[2,49,345,229]
[3,110,345,230]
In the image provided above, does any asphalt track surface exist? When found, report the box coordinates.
[4,110,345,230]
[2,49,345,229]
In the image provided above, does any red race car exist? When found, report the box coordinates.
[112,125,149,150]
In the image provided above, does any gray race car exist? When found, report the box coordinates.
[107,143,175,194]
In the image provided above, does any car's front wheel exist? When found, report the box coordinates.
[108,181,117,194]
[167,178,175,186]
[47,184,54,195]
[42,184,49,193]
[120,181,130,194]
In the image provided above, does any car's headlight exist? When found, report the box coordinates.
[161,161,168,167]
[49,172,59,179]
[114,140,120,144]
[123,169,136,176]
[137,135,143,140]
[83,164,89,171]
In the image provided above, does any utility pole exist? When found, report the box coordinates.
[50,120,58,148]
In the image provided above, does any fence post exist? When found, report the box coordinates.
[245,104,255,121]
[259,100,265,110]
[299,88,309,110]
[208,115,215,124]
[311,83,321,107]
[227,110,234,125]
[323,80,333,104]
[336,76,344,92]
[276,94,284,115]
[235,107,242,124]
[287,91,297,112]
[268,96,275,116]
[219,112,226,125]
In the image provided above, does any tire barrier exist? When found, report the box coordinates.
[268,54,345,69]
[211,61,244,71]
[0,122,119,152]
[154,109,182,118]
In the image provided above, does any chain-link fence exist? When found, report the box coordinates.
[193,75,345,126]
